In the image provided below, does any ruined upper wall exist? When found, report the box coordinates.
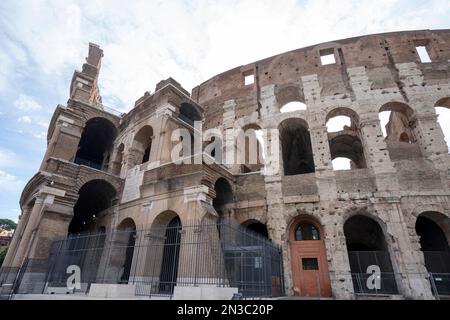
[192,29,450,128]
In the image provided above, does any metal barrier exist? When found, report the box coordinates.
[40,221,284,298]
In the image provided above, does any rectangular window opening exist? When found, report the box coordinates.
[302,258,319,270]
[320,48,336,65]
[244,73,254,85]
[416,46,431,63]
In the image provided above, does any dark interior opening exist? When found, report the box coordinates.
[179,103,202,127]
[68,180,117,234]
[280,119,315,175]
[344,214,398,293]
[75,118,116,170]
[159,216,182,294]
[245,222,269,238]
[213,178,233,215]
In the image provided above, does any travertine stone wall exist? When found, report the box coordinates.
[6,29,450,299]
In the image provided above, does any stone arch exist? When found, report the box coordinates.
[287,214,332,297]
[434,96,450,152]
[278,118,315,175]
[74,173,122,196]
[379,101,418,144]
[112,143,125,176]
[342,210,400,294]
[241,219,269,238]
[74,117,118,171]
[276,85,306,112]
[116,217,137,284]
[329,134,367,169]
[212,177,234,217]
[69,179,118,234]
[148,210,182,294]
[434,97,450,108]
[132,125,154,166]
[236,123,264,173]
[325,106,360,126]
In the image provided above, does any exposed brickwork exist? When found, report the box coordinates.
[5,29,450,299]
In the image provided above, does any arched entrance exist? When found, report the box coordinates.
[75,117,117,171]
[159,216,182,294]
[243,221,269,238]
[289,217,332,297]
[344,215,398,294]
[69,179,117,235]
[415,212,450,294]
[279,118,315,175]
[117,218,137,284]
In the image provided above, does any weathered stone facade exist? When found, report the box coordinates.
[4,30,450,299]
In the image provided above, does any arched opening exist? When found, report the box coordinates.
[275,85,306,113]
[69,180,117,235]
[213,178,233,217]
[326,108,359,134]
[332,157,351,170]
[399,132,410,143]
[237,124,264,173]
[179,103,202,127]
[435,98,450,153]
[344,215,398,294]
[112,143,124,176]
[289,217,332,297]
[326,108,365,171]
[132,126,153,166]
[415,212,450,294]
[280,101,307,113]
[117,218,137,284]
[379,102,415,139]
[242,220,269,238]
[379,102,422,160]
[329,134,367,170]
[279,118,315,176]
[75,117,117,171]
[159,216,182,294]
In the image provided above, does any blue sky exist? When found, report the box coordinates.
[0,0,449,222]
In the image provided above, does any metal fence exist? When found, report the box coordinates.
[34,221,284,298]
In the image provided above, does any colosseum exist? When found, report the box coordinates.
[1,29,450,300]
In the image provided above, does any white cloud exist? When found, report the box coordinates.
[18,115,32,123]
[2,0,449,111]
[0,169,25,193]
[14,94,42,111]
[0,148,19,168]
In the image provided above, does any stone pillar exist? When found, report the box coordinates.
[2,207,32,267]
[378,202,434,299]
[322,215,354,299]
[309,120,338,201]
[359,116,399,192]
[11,196,46,268]
[264,176,290,293]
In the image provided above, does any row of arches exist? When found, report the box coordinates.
[65,176,449,297]
[72,97,450,177]
[73,103,202,174]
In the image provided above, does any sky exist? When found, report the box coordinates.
[0,0,449,222]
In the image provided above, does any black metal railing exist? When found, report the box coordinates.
[38,221,284,299]
[74,157,103,170]
[347,250,399,294]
